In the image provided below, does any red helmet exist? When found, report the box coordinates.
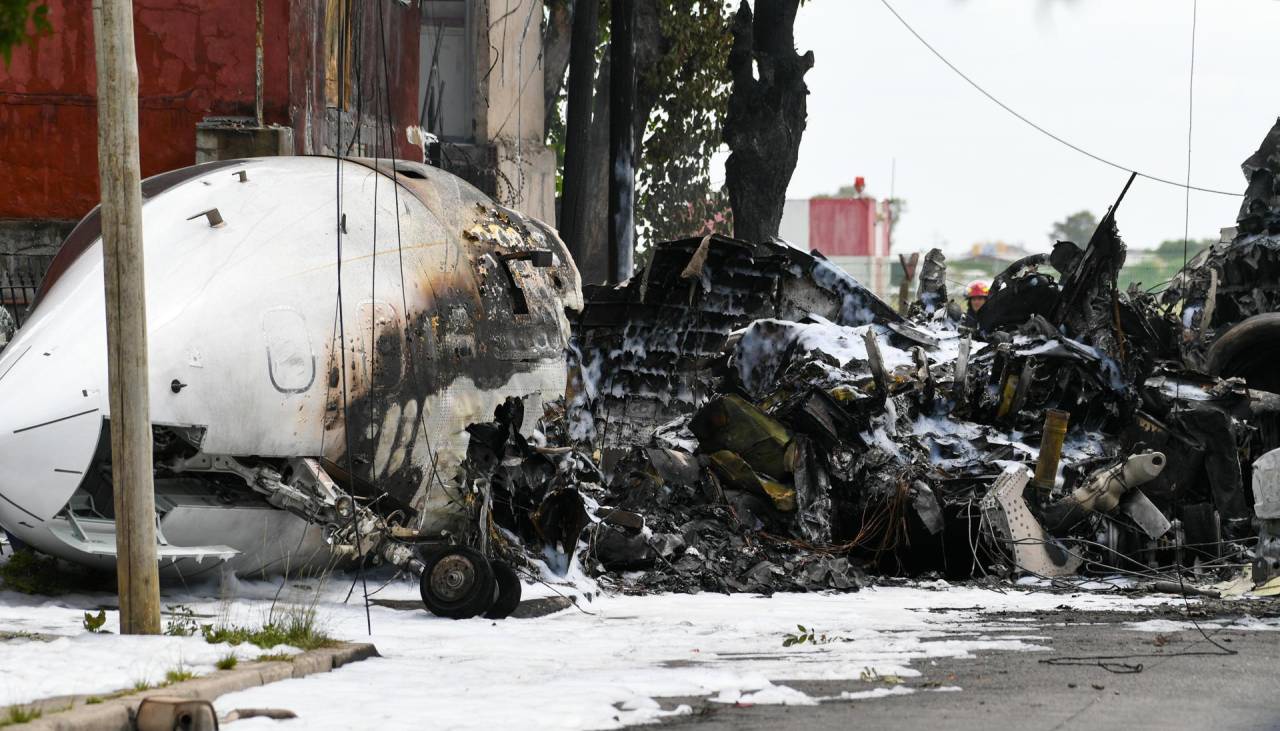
[966,280,990,299]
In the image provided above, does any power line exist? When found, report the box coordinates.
[333,0,372,635]
[1180,0,1198,274]
[876,0,1242,198]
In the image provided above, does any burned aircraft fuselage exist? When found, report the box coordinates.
[0,156,581,578]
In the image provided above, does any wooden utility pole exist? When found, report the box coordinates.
[92,0,161,635]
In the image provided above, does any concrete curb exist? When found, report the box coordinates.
[8,642,378,730]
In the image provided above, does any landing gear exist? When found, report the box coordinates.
[418,546,496,619]
[411,545,524,620]
[483,560,523,619]
[399,472,523,619]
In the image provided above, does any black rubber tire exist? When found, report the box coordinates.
[483,560,523,620]
[1207,312,1280,394]
[419,546,496,619]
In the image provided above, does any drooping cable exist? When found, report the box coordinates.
[1169,0,1235,659]
[376,0,466,513]
[876,0,1241,197]
[332,0,372,635]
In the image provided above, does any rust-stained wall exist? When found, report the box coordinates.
[0,0,284,220]
[288,0,419,159]
[0,0,418,223]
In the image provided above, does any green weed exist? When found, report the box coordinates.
[0,550,72,595]
[163,605,199,636]
[163,668,196,685]
[82,610,107,634]
[0,704,41,727]
[201,605,333,651]
[782,624,832,647]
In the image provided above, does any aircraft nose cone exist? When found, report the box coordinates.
[0,278,108,527]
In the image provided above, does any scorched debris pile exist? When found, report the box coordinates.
[465,120,1280,595]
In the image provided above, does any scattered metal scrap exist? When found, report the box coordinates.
[466,118,1280,598]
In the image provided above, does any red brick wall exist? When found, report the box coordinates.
[0,0,419,223]
[0,0,292,220]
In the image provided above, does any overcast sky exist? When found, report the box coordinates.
[783,0,1280,254]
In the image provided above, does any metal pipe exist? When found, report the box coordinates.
[1032,409,1070,497]
[995,373,1018,418]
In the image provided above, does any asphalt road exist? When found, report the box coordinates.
[662,604,1280,731]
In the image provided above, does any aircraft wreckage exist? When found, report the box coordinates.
[480,118,1280,601]
[6,121,1280,619]
[0,156,581,618]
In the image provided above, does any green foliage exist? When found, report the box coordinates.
[0,1,50,66]
[163,667,196,685]
[547,94,567,197]
[200,607,334,652]
[1049,210,1099,245]
[782,623,830,647]
[85,696,103,705]
[859,666,904,684]
[884,198,907,239]
[636,0,735,245]
[255,652,295,663]
[131,680,154,692]
[1154,237,1217,256]
[215,654,238,671]
[1,704,41,726]
[82,609,107,634]
[1118,238,1216,293]
[164,605,200,636]
[0,548,75,595]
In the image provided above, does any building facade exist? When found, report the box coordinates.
[778,196,895,300]
[0,0,554,307]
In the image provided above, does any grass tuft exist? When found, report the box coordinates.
[85,696,103,705]
[255,652,294,663]
[1,704,42,726]
[163,668,196,685]
[201,605,334,651]
[131,680,154,693]
[0,550,73,595]
[215,654,238,671]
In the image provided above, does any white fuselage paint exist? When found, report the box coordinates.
[0,156,580,574]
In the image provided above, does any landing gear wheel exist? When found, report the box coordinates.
[419,546,496,619]
[483,560,523,620]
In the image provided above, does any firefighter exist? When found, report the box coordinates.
[964,280,990,326]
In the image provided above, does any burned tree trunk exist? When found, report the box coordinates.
[723,0,813,243]
[543,0,574,135]
[608,0,637,282]
[561,0,602,281]
[578,54,612,285]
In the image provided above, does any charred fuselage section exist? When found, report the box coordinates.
[0,156,581,590]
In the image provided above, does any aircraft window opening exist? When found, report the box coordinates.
[394,166,426,179]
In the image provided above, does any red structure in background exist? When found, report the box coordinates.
[807,198,887,257]
[0,0,419,223]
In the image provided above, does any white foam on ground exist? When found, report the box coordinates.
[0,566,1169,728]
